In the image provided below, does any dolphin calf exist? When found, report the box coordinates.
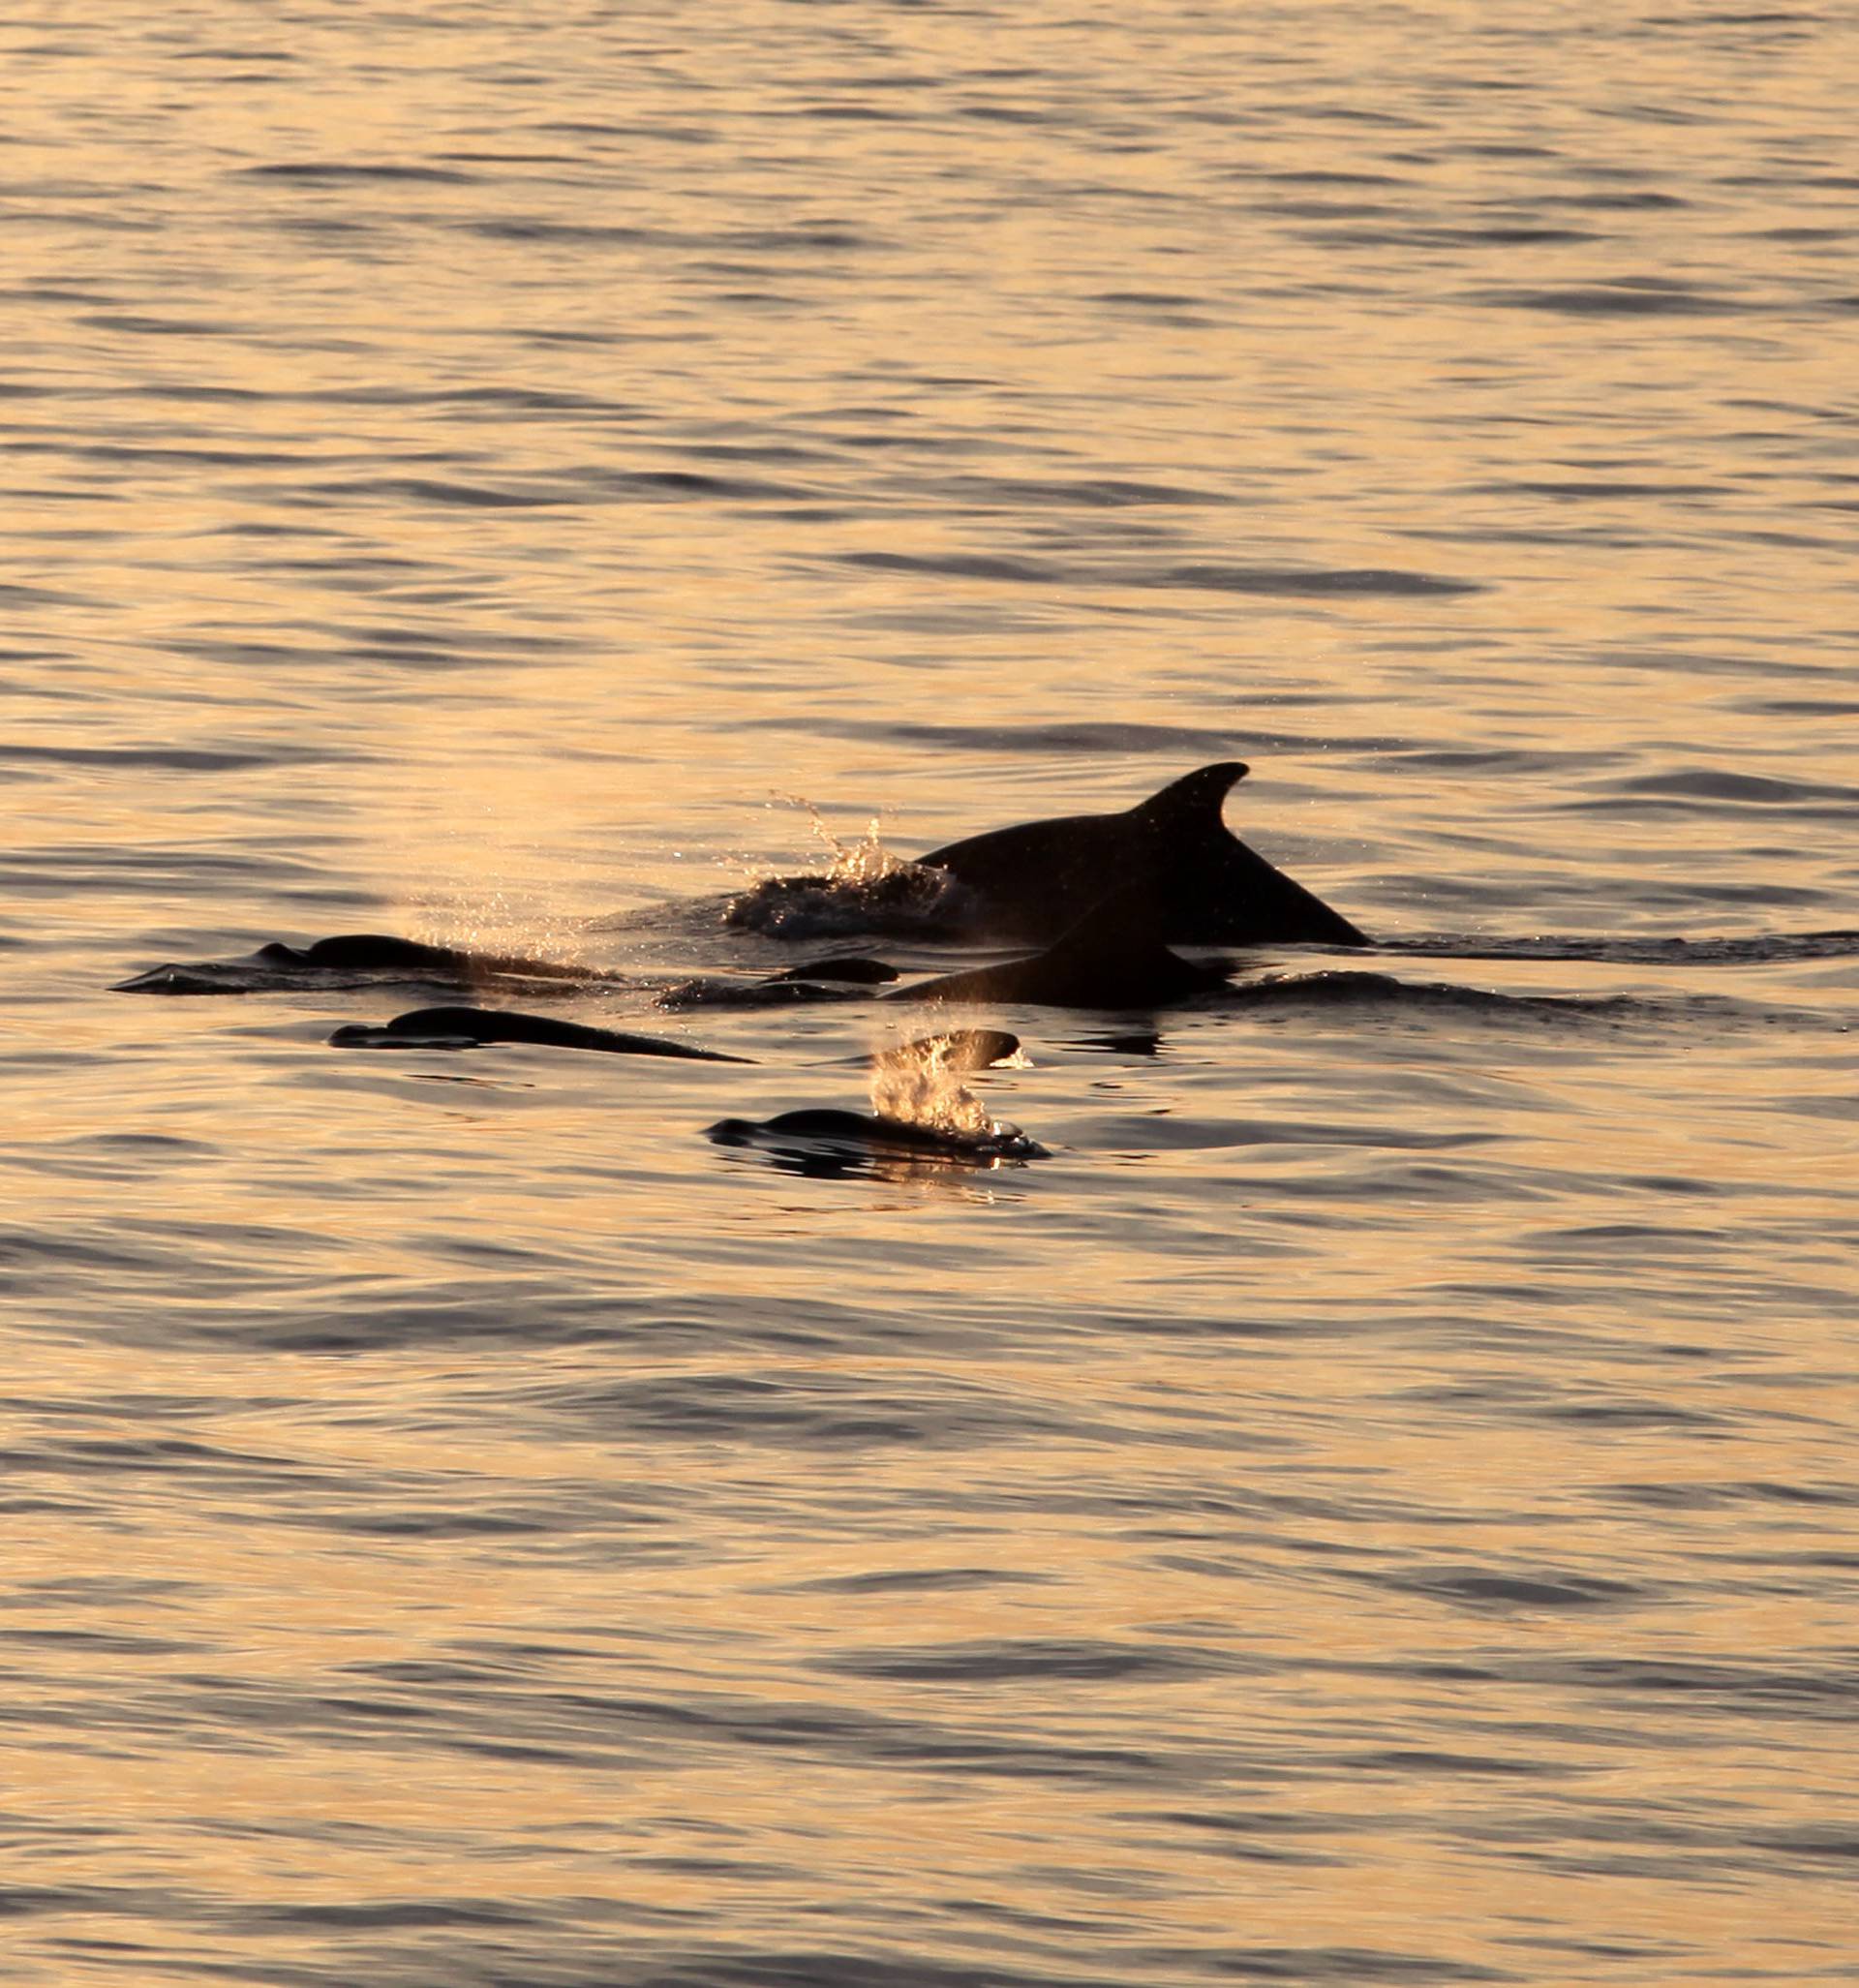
[914,762,1369,947]
[113,933,617,994]
[327,1008,1023,1074]
[114,934,900,1005]
[328,1005,749,1060]
[766,955,899,986]
[706,1109,1046,1170]
[887,888,1234,1010]
[257,934,602,978]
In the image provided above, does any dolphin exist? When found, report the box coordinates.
[327,1008,1022,1073]
[765,955,899,986]
[885,887,1234,1010]
[721,762,1369,946]
[328,1005,749,1060]
[706,1110,1047,1170]
[114,934,900,1004]
[914,762,1369,947]
[113,933,617,994]
[257,934,604,978]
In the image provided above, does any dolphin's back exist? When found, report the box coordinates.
[888,886,1232,1010]
[914,760,1367,947]
[917,808,1130,935]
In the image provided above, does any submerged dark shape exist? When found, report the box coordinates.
[767,955,900,986]
[887,888,1234,1010]
[1221,970,1652,1022]
[260,934,602,977]
[113,932,614,994]
[914,761,1369,946]
[706,1109,1046,1172]
[1379,929,1859,967]
[328,1005,747,1061]
[655,954,901,1010]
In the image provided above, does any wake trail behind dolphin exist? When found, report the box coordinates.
[1377,930,1859,966]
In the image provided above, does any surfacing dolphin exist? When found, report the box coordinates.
[256,935,600,978]
[723,762,1368,947]
[113,933,899,1005]
[914,761,1368,947]
[328,1006,749,1060]
[706,1110,1046,1172]
[113,933,617,995]
[329,1008,1025,1073]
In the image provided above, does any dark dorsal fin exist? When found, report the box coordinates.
[1127,761,1249,834]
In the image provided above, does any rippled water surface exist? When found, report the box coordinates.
[6,5,1858,1984]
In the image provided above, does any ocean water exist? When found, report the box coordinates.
[4,4,1857,1983]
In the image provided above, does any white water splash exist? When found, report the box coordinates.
[776,795,911,887]
[411,883,593,965]
[721,798,966,939]
[869,1032,1025,1141]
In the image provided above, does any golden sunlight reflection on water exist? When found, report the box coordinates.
[3,1,1858,1983]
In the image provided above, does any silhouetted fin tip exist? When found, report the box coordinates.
[910,759,1357,947]
[1131,760,1250,824]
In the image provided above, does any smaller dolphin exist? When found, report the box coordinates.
[765,955,899,987]
[326,1009,1018,1073]
[114,935,900,1005]
[257,934,602,978]
[886,888,1233,1010]
[706,1110,1046,1171]
[114,933,616,994]
[328,1005,748,1060]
